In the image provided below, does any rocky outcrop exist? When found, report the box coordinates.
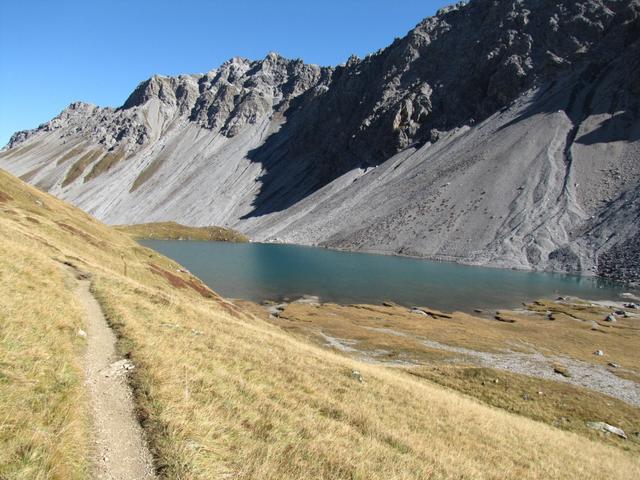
[255,0,640,184]
[188,54,331,136]
[1,0,639,282]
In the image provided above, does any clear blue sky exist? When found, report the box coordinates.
[0,0,451,146]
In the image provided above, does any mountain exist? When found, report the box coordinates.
[2,0,640,282]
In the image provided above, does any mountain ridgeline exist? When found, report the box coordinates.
[2,0,640,281]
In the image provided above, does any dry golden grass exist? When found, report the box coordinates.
[115,221,249,243]
[244,300,640,372]
[240,300,640,452]
[0,227,89,478]
[95,277,640,479]
[1,168,639,479]
[410,365,640,453]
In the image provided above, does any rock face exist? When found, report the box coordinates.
[1,0,640,281]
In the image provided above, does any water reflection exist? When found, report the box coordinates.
[140,240,630,312]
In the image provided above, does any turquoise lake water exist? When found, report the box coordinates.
[140,240,632,312]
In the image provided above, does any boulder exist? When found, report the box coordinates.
[553,365,571,377]
[293,295,320,305]
[494,313,516,323]
[586,422,627,439]
[102,359,135,378]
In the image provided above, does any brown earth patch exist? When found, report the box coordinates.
[148,263,215,299]
[56,221,104,248]
[116,221,249,243]
[0,191,14,203]
[147,263,244,317]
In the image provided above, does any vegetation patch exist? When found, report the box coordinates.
[117,221,249,243]
[56,144,88,165]
[494,311,518,323]
[241,297,640,452]
[0,140,41,160]
[62,149,103,187]
[130,156,166,192]
[410,365,640,453]
[19,164,45,183]
[84,149,126,182]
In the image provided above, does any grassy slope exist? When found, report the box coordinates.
[239,300,640,452]
[0,169,639,479]
[114,221,249,242]
[0,233,89,479]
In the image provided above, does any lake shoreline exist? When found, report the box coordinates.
[140,239,636,313]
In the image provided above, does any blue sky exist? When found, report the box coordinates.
[0,0,451,146]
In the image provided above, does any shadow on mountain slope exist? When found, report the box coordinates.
[240,0,640,219]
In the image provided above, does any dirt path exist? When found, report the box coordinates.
[73,272,156,479]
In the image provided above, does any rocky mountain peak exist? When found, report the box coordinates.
[6,101,101,148]
[6,53,331,153]
[121,74,200,112]
[189,53,330,136]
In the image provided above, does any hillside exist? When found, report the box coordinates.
[1,0,639,282]
[2,170,639,478]
[115,221,248,242]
